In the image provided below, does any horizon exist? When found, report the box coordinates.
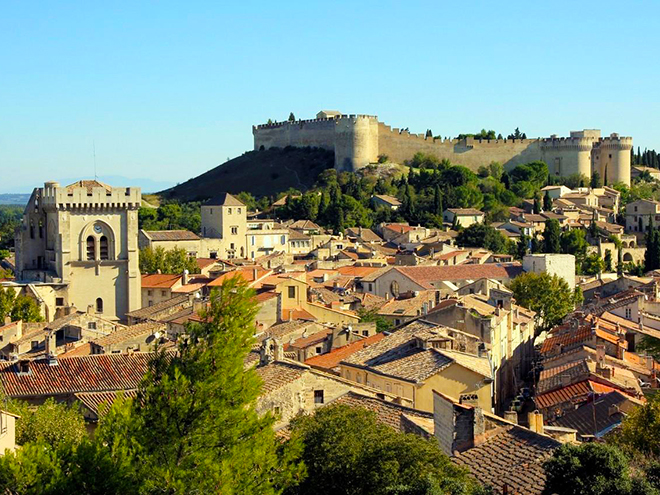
[2,1,659,193]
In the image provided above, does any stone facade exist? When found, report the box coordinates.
[523,254,576,290]
[15,181,141,321]
[253,113,632,184]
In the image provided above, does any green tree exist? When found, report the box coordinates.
[582,253,605,276]
[0,287,43,323]
[646,215,660,272]
[515,234,529,260]
[98,276,304,493]
[542,219,562,254]
[543,191,552,211]
[433,185,443,216]
[139,247,199,275]
[6,398,87,448]
[456,223,508,254]
[616,394,660,458]
[509,272,579,330]
[543,443,654,495]
[288,112,296,121]
[590,171,603,188]
[604,249,613,272]
[357,308,393,333]
[533,197,541,214]
[286,405,483,495]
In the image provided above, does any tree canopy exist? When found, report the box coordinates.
[139,246,199,275]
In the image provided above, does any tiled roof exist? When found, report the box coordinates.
[453,426,560,495]
[383,224,413,234]
[357,266,393,283]
[74,389,139,417]
[550,391,641,437]
[288,229,311,241]
[287,328,333,349]
[446,208,484,216]
[65,180,112,192]
[91,322,165,347]
[207,267,270,287]
[539,324,594,354]
[141,274,182,289]
[378,292,436,317]
[125,295,190,320]
[534,380,616,410]
[289,219,321,230]
[144,230,200,241]
[330,391,433,432]
[0,353,153,398]
[345,228,383,243]
[373,195,402,206]
[256,361,308,394]
[205,192,245,207]
[537,360,591,394]
[396,263,523,287]
[305,333,385,372]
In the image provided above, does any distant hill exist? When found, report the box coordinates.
[159,147,334,202]
[0,194,31,205]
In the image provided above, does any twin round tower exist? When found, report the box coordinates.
[253,111,632,185]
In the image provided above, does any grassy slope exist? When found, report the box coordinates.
[159,147,334,202]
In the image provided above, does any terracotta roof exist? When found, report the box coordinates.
[305,333,385,372]
[383,224,413,234]
[144,230,200,241]
[378,292,436,317]
[535,380,616,410]
[288,229,311,241]
[256,361,308,394]
[0,353,153,399]
[74,389,139,417]
[207,267,270,287]
[289,219,321,230]
[287,328,333,349]
[141,274,182,289]
[345,228,383,243]
[330,391,433,432]
[453,426,560,495]
[58,343,92,358]
[125,295,190,320]
[537,360,591,394]
[539,325,593,354]
[205,192,245,207]
[396,263,523,287]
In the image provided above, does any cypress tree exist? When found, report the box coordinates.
[604,166,608,187]
[543,219,561,254]
[533,197,541,214]
[543,191,552,211]
[644,215,660,272]
[433,185,443,216]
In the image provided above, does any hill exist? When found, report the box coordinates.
[159,147,334,202]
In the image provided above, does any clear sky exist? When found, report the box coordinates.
[1,1,659,192]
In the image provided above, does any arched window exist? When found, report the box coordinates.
[99,236,109,260]
[86,236,95,261]
[96,298,103,313]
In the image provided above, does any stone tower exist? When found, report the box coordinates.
[15,180,141,320]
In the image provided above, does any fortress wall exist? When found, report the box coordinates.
[253,119,336,151]
[377,123,542,171]
[540,138,596,178]
[593,137,633,186]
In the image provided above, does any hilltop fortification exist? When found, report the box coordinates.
[253,111,632,185]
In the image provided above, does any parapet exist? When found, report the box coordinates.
[41,180,142,210]
[253,113,378,131]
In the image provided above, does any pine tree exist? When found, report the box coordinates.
[543,191,552,211]
[288,112,296,122]
[589,210,598,239]
[516,234,529,260]
[96,277,304,492]
[590,171,602,188]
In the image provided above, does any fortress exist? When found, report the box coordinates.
[253,111,633,185]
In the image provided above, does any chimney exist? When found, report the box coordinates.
[596,345,606,366]
[252,268,258,281]
[87,304,94,315]
[504,410,518,424]
[45,332,56,358]
[528,410,544,435]
[647,355,655,371]
[274,340,284,361]
[182,269,189,285]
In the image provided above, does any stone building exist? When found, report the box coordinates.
[14,180,141,321]
[253,112,632,184]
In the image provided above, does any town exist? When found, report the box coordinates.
[1,108,660,493]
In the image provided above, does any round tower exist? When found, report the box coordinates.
[334,115,379,171]
[540,135,593,179]
[594,134,633,186]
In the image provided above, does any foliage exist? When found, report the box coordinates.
[456,223,509,254]
[95,276,304,493]
[138,246,199,275]
[0,206,22,250]
[543,443,656,495]
[615,394,660,458]
[509,272,579,330]
[582,253,605,276]
[560,229,587,262]
[286,405,485,495]
[6,398,87,448]
[604,249,613,272]
[646,216,660,272]
[542,219,561,254]
[138,201,201,233]
[0,287,43,322]
[357,308,393,333]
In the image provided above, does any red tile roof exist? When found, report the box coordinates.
[0,353,153,399]
[305,333,385,372]
[207,267,270,287]
[396,263,523,287]
[141,274,182,289]
[534,380,618,410]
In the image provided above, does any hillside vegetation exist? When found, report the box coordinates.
[159,147,334,202]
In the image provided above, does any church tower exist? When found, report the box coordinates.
[15,180,141,320]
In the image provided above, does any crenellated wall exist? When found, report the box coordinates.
[252,113,632,184]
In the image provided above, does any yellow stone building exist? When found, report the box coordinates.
[14,180,142,321]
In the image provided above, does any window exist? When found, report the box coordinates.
[625,308,632,319]
[368,283,373,292]
[55,297,64,307]
[357,374,362,383]
[273,406,280,415]
[315,346,322,354]
[281,235,286,245]
[362,330,369,336]
[161,290,167,297]
[147,290,153,296]
[288,286,296,299]
[88,322,97,330]
[99,236,109,260]
[231,226,238,235]
[96,298,103,313]
[29,223,34,239]
[390,280,399,297]
[31,341,39,350]
[209,208,213,215]
[148,300,153,306]
[210,251,217,259]
[251,236,255,246]
[314,390,324,404]
[86,236,95,260]
[227,208,232,214]
[237,208,241,214]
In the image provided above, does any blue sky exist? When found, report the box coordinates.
[1,1,659,192]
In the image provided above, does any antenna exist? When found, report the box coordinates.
[93,140,97,180]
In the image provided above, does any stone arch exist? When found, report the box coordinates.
[79,220,116,261]
[623,252,634,262]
